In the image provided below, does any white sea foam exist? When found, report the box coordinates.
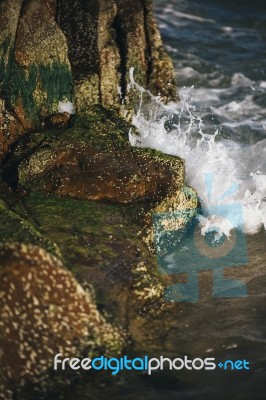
[58,100,75,115]
[164,7,216,24]
[128,69,266,235]
[231,73,255,88]
[259,82,266,89]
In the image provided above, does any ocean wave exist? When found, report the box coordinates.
[128,70,266,235]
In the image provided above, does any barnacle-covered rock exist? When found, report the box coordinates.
[0,243,124,398]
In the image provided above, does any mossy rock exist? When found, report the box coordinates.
[19,190,202,358]
[5,106,184,204]
[21,191,166,321]
[0,195,60,256]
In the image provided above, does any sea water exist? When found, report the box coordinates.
[123,1,266,398]
[64,1,266,399]
[129,0,266,236]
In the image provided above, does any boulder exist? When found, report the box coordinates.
[0,2,199,398]
[0,242,124,398]
[4,106,184,204]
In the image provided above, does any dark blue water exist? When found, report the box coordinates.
[154,0,266,82]
[153,0,266,146]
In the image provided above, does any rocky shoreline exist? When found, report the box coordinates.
[0,1,198,398]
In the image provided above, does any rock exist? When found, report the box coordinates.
[43,112,71,129]
[0,242,124,398]
[0,0,176,163]
[144,185,199,253]
[17,190,198,345]
[17,192,171,346]
[0,0,72,124]
[8,106,184,204]
[0,180,60,257]
[0,0,23,42]
[57,0,176,108]
[0,99,25,162]
[14,0,69,68]
[0,0,73,163]
[114,0,176,103]
[0,129,198,396]
[0,2,198,397]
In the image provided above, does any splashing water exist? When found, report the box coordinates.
[128,68,266,234]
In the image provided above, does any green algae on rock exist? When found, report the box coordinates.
[15,189,199,355]
[21,191,166,317]
[1,56,73,123]
[0,44,73,161]
[0,198,58,255]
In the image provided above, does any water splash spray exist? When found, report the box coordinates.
[128,68,266,234]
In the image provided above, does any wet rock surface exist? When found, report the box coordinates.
[5,106,184,203]
[0,179,60,257]
[0,102,198,397]
[0,103,198,397]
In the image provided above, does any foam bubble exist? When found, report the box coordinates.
[58,100,75,115]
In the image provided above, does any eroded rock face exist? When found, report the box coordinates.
[0,0,73,163]
[14,0,69,68]
[0,243,124,398]
[0,0,176,163]
[114,0,176,103]
[56,0,176,108]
